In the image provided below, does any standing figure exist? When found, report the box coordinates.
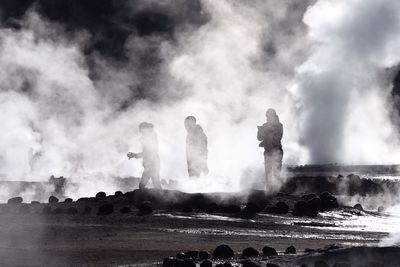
[127,122,162,189]
[184,116,209,177]
[257,109,283,189]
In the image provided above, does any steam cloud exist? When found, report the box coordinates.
[1,0,400,200]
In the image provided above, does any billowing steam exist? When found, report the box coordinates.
[1,0,400,201]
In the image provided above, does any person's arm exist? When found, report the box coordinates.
[257,125,266,141]
[127,152,143,159]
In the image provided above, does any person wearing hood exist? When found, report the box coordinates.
[257,109,283,190]
[184,116,209,178]
[127,122,162,189]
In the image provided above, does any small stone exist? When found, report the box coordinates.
[8,197,23,204]
[285,245,296,254]
[199,251,211,260]
[242,247,259,257]
[176,252,186,260]
[377,206,385,212]
[262,246,277,256]
[48,196,59,204]
[95,192,106,200]
[213,244,234,259]
[353,203,364,211]
[114,191,123,197]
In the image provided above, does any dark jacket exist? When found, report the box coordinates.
[186,125,208,163]
[257,121,283,152]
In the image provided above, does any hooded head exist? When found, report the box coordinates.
[266,108,279,124]
[184,116,197,131]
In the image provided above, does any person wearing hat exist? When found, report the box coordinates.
[257,109,283,190]
[127,122,162,189]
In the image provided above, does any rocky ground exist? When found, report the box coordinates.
[0,181,399,266]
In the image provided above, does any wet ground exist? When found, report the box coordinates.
[0,202,395,266]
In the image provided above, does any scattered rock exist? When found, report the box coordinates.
[319,192,339,211]
[48,196,59,204]
[137,201,154,215]
[65,207,78,214]
[162,257,175,267]
[95,192,106,200]
[306,197,321,217]
[199,251,211,260]
[183,258,196,267]
[275,201,289,214]
[302,193,317,201]
[285,245,296,254]
[64,198,73,203]
[120,206,132,214]
[213,244,234,259]
[242,247,259,257]
[8,197,23,204]
[262,246,278,256]
[114,191,123,197]
[97,203,114,215]
[200,259,212,267]
[185,251,199,261]
[314,260,329,267]
[353,203,364,211]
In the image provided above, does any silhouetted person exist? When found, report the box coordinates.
[257,109,283,190]
[184,116,209,177]
[127,122,162,189]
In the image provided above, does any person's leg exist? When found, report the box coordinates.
[264,151,272,191]
[271,150,283,179]
[139,170,150,189]
[151,169,162,189]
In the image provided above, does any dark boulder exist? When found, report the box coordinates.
[185,251,198,261]
[176,252,186,260]
[302,193,317,201]
[247,190,269,208]
[199,251,211,260]
[8,197,23,204]
[377,206,385,212]
[213,244,234,259]
[242,247,259,257]
[182,258,196,267]
[200,260,212,267]
[95,192,106,200]
[137,201,154,215]
[306,197,321,217]
[244,202,262,214]
[319,192,339,211]
[314,260,329,267]
[77,197,97,203]
[120,206,132,214]
[353,203,363,211]
[97,203,114,215]
[284,245,296,254]
[162,257,176,267]
[114,191,124,197]
[292,201,308,216]
[48,196,59,204]
[65,207,78,214]
[64,198,73,203]
[262,246,277,256]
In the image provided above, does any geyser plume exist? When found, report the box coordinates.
[296,0,400,164]
[0,0,312,199]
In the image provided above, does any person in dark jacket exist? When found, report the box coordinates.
[127,122,162,189]
[184,116,209,178]
[257,109,283,189]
